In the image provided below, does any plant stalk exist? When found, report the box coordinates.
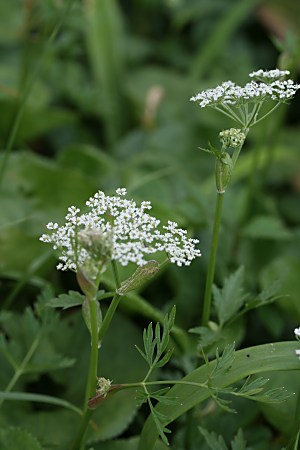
[71,295,99,450]
[201,192,224,326]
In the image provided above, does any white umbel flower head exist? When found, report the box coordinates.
[40,188,201,277]
[190,69,299,128]
[190,78,300,108]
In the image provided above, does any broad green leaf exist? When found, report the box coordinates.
[0,307,74,386]
[0,427,43,450]
[213,266,248,326]
[260,256,300,317]
[242,215,292,240]
[138,342,300,449]
[231,429,247,450]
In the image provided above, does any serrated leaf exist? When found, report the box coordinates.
[151,408,171,446]
[0,427,43,450]
[139,348,300,449]
[239,376,269,395]
[211,343,236,379]
[198,426,228,450]
[242,215,292,240]
[149,388,179,406]
[213,394,236,414]
[213,266,248,326]
[231,429,247,450]
[47,290,84,309]
[0,307,74,384]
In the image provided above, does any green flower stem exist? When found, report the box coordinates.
[98,260,122,343]
[231,131,248,167]
[0,0,76,190]
[98,292,121,343]
[71,295,99,450]
[202,192,224,326]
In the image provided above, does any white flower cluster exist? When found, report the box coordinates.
[190,70,299,108]
[40,189,201,276]
[294,328,300,360]
[249,69,290,80]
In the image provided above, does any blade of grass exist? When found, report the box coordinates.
[84,0,126,148]
[190,0,261,79]
[138,342,300,449]
[0,391,82,416]
[0,0,76,191]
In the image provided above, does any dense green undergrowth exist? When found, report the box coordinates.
[0,1,300,449]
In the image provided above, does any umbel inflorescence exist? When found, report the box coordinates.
[190,69,300,128]
[40,188,201,278]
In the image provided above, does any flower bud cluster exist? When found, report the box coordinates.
[219,128,245,148]
[40,188,201,276]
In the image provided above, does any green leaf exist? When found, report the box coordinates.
[198,426,228,450]
[242,215,292,240]
[231,429,247,450]
[92,436,168,450]
[82,298,102,336]
[47,290,84,309]
[211,343,236,379]
[213,266,248,326]
[238,376,269,396]
[136,307,176,371]
[0,308,74,384]
[138,342,300,450]
[0,427,43,450]
[0,392,82,416]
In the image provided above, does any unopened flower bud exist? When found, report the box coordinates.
[96,377,112,396]
[219,128,245,149]
[117,260,160,295]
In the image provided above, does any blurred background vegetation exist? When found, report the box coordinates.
[0,0,300,449]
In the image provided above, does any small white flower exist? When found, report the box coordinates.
[295,349,300,360]
[294,327,300,339]
[249,69,290,80]
[40,189,201,276]
[116,188,127,196]
[190,78,300,109]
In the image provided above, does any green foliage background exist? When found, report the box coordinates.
[0,0,300,449]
